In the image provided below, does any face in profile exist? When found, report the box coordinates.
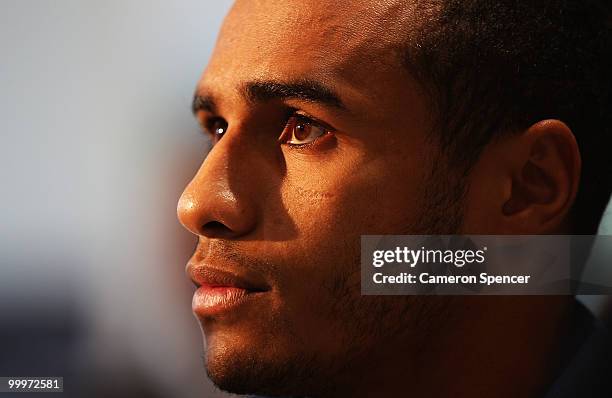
[177,0,585,397]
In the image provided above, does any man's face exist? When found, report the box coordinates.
[178,1,467,396]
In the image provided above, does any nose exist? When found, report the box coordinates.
[177,134,258,239]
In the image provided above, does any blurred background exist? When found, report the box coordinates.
[0,1,233,397]
[0,1,610,397]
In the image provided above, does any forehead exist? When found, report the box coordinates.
[201,0,422,98]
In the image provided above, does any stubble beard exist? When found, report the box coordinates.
[204,158,468,397]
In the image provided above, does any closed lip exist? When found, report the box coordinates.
[187,262,270,292]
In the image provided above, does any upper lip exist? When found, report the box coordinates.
[187,262,270,292]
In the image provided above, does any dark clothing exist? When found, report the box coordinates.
[545,301,612,398]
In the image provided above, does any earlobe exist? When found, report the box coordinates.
[502,120,581,233]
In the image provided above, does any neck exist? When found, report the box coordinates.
[327,296,574,398]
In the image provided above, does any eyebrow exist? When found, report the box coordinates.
[243,80,345,109]
[192,79,346,115]
[191,94,216,115]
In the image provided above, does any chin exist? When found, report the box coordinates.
[203,331,321,397]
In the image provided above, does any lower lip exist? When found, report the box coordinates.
[192,285,259,316]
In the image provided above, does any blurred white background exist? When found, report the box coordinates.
[0,1,610,397]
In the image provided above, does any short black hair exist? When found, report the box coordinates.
[403,0,612,233]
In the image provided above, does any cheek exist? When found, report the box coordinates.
[252,151,432,353]
[281,157,427,239]
[274,153,428,297]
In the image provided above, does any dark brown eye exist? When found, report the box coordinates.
[205,118,227,140]
[284,115,327,145]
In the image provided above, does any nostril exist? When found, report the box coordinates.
[201,221,233,238]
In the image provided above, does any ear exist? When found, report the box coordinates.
[500,120,581,233]
[463,120,581,234]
